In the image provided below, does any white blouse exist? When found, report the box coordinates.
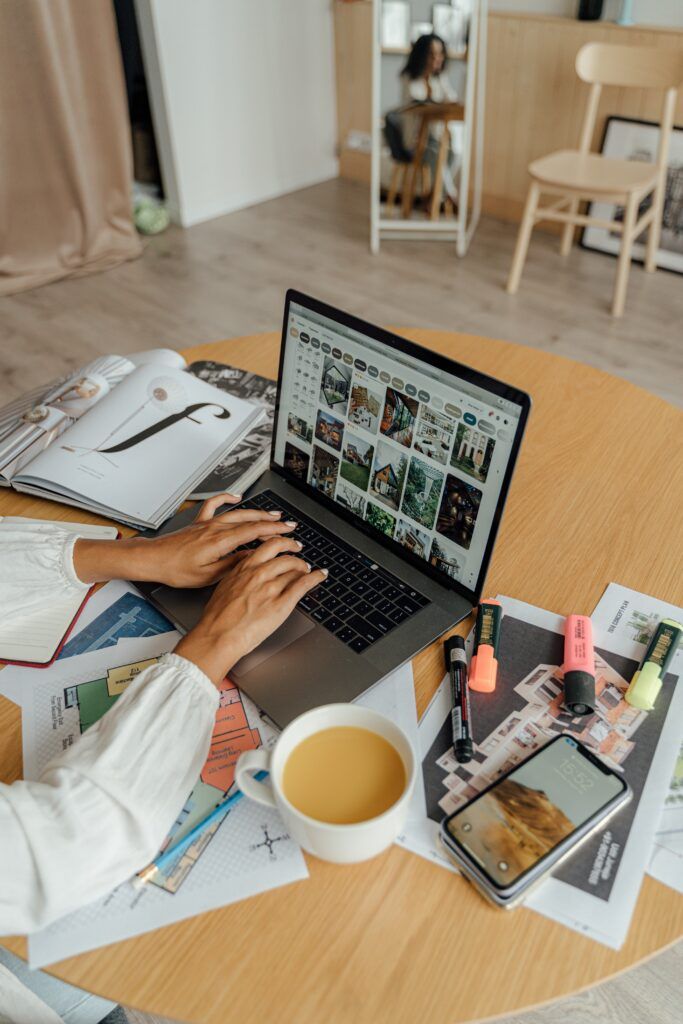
[400,72,458,149]
[0,525,219,937]
[0,520,89,623]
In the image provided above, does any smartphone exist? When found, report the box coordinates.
[439,734,631,908]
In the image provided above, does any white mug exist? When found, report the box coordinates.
[235,703,416,864]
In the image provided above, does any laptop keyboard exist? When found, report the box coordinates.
[233,489,430,654]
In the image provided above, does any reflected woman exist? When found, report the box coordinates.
[400,34,460,207]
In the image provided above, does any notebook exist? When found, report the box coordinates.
[0,518,119,667]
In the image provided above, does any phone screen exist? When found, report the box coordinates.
[445,735,626,890]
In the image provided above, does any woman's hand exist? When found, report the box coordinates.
[175,537,327,684]
[73,493,299,588]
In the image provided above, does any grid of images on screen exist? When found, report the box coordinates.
[283,322,510,587]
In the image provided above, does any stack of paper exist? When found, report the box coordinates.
[0,581,420,968]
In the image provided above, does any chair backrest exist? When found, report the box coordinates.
[384,111,412,164]
[575,42,683,173]
[576,42,683,90]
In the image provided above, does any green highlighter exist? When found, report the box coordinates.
[625,618,683,710]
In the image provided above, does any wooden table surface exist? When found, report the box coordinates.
[1,330,682,1024]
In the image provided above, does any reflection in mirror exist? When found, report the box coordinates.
[372,1,486,255]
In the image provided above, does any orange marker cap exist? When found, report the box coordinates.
[469,599,503,693]
[469,646,498,693]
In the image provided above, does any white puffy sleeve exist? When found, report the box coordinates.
[438,73,457,102]
[0,519,89,622]
[0,653,219,935]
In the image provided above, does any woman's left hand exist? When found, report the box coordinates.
[73,493,300,588]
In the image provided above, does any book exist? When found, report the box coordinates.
[0,518,119,667]
[187,361,276,499]
[0,350,263,529]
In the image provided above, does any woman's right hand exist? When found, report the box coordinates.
[174,537,328,685]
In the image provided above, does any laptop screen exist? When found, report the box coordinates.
[272,294,528,598]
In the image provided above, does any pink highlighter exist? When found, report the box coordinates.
[563,614,596,716]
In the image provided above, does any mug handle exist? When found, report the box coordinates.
[235,748,276,807]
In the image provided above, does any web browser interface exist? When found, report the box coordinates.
[273,301,523,592]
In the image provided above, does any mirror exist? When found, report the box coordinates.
[371,0,486,254]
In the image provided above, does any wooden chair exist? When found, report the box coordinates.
[400,102,465,220]
[506,42,683,316]
[383,110,429,218]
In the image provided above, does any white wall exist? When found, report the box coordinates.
[137,0,338,227]
[489,0,683,28]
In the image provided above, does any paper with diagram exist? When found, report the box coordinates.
[0,581,176,705]
[20,635,308,967]
[12,577,419,967]
[592,582,683,894]
[354,662,423,825]
[400,595,682,948]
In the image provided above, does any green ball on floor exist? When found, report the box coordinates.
[134,199,170,236]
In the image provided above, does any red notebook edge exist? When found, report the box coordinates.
[0,527,123,670]
[0,585,98,669]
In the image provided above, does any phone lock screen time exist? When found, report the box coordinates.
[445,736,625,887]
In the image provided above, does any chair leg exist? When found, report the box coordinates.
[429,130,449,221]
[402,122,428,219]
[506,182,540,295]
[645,186,663,273]
[386,164,400,215]
[560,198,579,256]
[612,193,638,317]
[398,166,407,215]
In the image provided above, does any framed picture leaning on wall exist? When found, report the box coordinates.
[432,3,469,57]
[581,115,683,274]
[381,2,410,50]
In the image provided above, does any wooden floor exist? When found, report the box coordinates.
[1,178,680,1023]
[0,178,681,408]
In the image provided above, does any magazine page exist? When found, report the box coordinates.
[14,364,262,527]
[0,355,135,482]
[129,348,187,371]
[592,582,683,894]
[187,361,276,498]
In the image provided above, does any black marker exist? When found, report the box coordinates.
[444,635,473,764]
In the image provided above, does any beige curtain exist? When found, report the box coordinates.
[0,0,142,296]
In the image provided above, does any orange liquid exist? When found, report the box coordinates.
[283,726,406,825]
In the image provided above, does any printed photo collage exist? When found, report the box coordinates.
[282,330,503,583]
[433,653,647,819]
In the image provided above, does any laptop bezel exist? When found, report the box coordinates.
[269,289,531,605]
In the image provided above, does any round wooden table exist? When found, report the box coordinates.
[1,330,682,1024]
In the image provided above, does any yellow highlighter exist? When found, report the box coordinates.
[625,618,682,710]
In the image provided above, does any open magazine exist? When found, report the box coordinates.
[0,350,263,529]
[187,361,276,499]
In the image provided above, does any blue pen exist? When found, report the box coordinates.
[136,770,269,886]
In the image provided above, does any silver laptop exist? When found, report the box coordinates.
[140,291,531,727]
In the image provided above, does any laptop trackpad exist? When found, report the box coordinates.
[230,610,315,679]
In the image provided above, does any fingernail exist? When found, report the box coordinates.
[285,520,298,527]
[268,510,282,517]
[305,562,312,572]
[321,568,329,577]
[229,493,242,500]
[295,541,303,550]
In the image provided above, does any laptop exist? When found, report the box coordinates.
[141,291,531,727]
